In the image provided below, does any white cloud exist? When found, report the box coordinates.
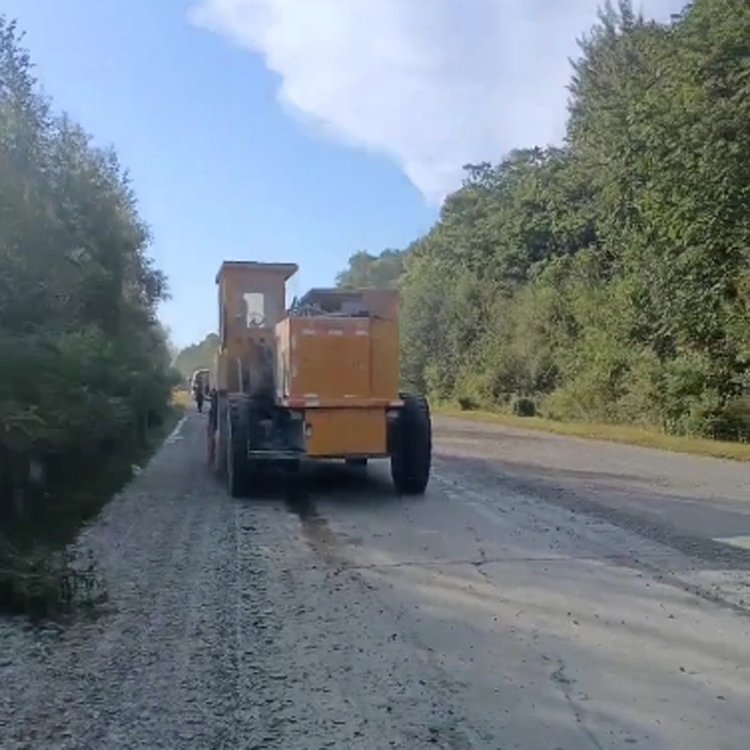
[189,0,684,203]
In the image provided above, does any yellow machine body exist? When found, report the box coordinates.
[211,262,401,460]
[208,260,430,498]
[274,289,400,457]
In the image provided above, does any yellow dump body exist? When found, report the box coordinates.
[275,316,399,403]
[275,288,400,457]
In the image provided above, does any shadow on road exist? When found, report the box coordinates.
[436,452,750,573]
[211,459,400,519]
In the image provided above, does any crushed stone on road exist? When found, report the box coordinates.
[1,412,749,749]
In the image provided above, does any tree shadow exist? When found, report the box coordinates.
[338,539,750,749]
[434,452,750,571]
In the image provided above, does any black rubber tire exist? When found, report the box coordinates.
[227,397,251,498]
[283,459,301,473]
[212,396,228,478]
[390,395,432,495]
[345,457,368,467]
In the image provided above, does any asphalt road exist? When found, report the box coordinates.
[1,410,749,749]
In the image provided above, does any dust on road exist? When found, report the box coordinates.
[1,411,748,749]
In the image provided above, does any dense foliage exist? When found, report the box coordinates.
[337,0,750,440]
[0,18,177,517]
[336,249,406,289]
[174,333,219,382]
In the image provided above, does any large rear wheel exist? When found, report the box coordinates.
[209,394,227,477]
[390,395,431,495]
[227,397,251,498]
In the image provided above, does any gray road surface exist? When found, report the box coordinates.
[1,411,748,749]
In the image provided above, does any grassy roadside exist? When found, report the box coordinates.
[171,387,193,410]
[434,405,750,462]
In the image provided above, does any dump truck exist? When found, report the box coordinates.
[206,261,431,497]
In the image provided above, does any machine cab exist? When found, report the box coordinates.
[213,261,298,394]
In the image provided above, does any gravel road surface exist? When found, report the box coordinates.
[1,411,748,749]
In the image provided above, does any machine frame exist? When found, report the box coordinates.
[207,261,431,497]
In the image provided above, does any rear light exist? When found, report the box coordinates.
[304,423,313,439]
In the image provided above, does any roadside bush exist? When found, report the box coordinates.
[511,396,537,417]
[702,399,750,443]
[0,18,174,515]
[0,16,175,615]
[454,368,495,411]
[0,540,104,618]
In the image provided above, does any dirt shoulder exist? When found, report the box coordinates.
[435,406,750,461]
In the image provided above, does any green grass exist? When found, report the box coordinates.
[171,387,193,410]
[435,405,750,462]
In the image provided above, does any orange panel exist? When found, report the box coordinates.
[287,317,372,399]
[369,318,399,400]
[305,408,387,457]
[274,298,400,405]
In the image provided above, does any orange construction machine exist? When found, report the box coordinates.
[207,261,431,497]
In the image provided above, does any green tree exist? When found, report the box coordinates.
[174,333,220,381]
[336,249,406,288]
[0,17,175,515]
[340,0,750,440]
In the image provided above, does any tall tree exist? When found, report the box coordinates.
[174,333,220,381]
[341,0,750,440]
[0,16,175,512]
[336,249,406,288]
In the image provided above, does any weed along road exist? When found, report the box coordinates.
[1,410,749,749]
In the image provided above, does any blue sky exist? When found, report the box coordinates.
[3,0,683,348]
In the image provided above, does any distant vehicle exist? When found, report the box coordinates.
[207,260,432,497]
[190,368,210,392]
